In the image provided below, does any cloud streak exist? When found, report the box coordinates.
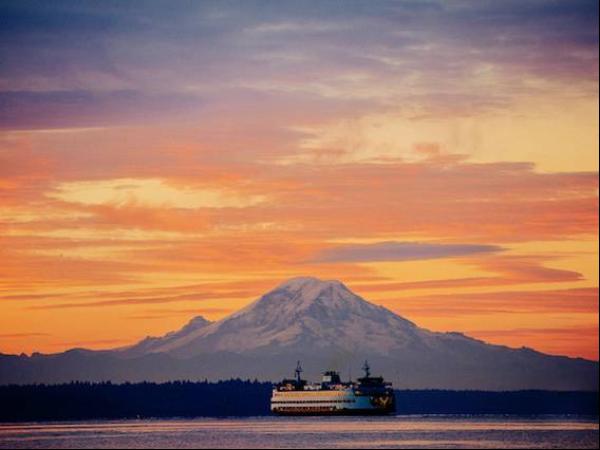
[312,241,503,263]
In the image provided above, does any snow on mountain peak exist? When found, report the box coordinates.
[276,276,343,291]
[268,276,351,307]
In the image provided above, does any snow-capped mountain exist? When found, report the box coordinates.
[124,277,422,357]
[1,277,598,389]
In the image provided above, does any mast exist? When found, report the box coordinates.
[362,360,371,378]
[295,360,303,383]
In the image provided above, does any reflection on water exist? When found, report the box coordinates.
[0,416,598,449]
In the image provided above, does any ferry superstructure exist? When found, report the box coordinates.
[270,361,395,415]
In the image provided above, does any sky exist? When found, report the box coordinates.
[0,0,598,360]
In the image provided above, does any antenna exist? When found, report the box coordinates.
[295,360,303,383]
[362,360,371,378]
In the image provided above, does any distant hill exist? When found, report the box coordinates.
[0,277,597,389]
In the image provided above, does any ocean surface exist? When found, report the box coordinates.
[0,416,598,449]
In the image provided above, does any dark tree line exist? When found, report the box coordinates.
[0,380,273,421]
[0,380,597,421]
[395,390,598,415]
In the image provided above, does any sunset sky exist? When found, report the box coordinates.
[1,0,598,360]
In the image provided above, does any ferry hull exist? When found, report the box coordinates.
[270,391,395,416]
[272,407,395,416]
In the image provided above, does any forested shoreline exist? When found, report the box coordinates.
[0,380,597,421]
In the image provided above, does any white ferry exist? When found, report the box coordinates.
[271,361,395,415]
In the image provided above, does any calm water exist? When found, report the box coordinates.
[0,416,598,449]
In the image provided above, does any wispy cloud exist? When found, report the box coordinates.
[0,332,50,338]
[0,90,202,130]
[26,290,253,310]
[312,241,503,263]
[350,255,585,292]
